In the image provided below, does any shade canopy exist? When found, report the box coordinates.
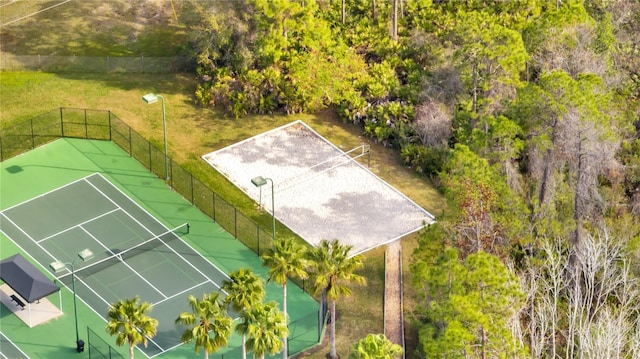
[0,254,59,303]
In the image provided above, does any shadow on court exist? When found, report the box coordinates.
[0,138,320,359]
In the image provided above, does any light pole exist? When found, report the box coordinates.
[142,93,169,180]
[251,176,275,241]
[49,248,94,353]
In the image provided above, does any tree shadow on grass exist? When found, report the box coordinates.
[1,0,185,57]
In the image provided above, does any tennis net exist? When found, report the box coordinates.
[54,223,190,280]
[276,144,370,193]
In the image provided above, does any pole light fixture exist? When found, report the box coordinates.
[251,176,275,240]
[49,249,94,353]
[142,93,169,180]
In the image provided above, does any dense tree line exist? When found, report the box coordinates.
[179,0,640,357]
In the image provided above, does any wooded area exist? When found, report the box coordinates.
[179,0,640,357]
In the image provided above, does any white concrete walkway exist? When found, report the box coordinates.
[0,284,62,328]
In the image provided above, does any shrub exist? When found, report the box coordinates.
[400,144,449,176]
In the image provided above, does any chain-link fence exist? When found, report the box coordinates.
[89,309,326,359]
[184,305,326,359]
[0,108,273,254]
[0,55,192,73]
[0,108,327,356]
[87,327,125,359]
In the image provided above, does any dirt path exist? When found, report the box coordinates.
[384,240,404,348]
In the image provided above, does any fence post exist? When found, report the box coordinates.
[86,327,90,359]
[128,126,132,156]
[213,193,217,222]
[60,107,64,137]
[190,175,194,204]
[108,111,112,141]
[84,109,89,138]
[86,326,125,359]
[30,119,35,150]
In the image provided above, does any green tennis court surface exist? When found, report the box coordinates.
[0,332,28,359]
[0,138,320,358]
[2,172,228,357]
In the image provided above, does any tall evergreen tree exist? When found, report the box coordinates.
[450,10,528,118]
[412,247,525,358]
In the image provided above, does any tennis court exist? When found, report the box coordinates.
[0,172,229,357]
[0,332,28,359]
[1,137,321,359]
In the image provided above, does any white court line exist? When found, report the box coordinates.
[82,174,161,238]
[80,174,235,355]
[143,339,164,358]
[152,279,222,307]
[85,173,231,285]
[3,173,230,355]
[0,0,72,27]
[0,173,100,214]
[0,172,170,308]
[55,225,188,281]
[79,226,168,299]
[0,199,117,356]
[133,280,229,357]
[107,257,168,299]
[0,172,170,318]
[0,213,62,265]
[137,231,226,295]
[0,331,30,359]
[3,172,226,290]
[0,214,118,313]
[36,207,120,244]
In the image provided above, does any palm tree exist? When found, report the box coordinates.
[240,301,288,359]
[222,268,266,359]
[175,292,233,359]
[261,236,308,359]
[307,239,366,359]
[349,333,403,359]
[106,296,158,359]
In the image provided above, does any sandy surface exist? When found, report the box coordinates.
[202,121,435,255]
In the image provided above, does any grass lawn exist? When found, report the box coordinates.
[0,71,444,358]
[1,1,446,357]
[0,0,186,56]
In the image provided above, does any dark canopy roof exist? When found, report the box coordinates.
[0,254,59,303]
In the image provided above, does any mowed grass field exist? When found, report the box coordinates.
[0,1,445,358]
[0,0,186,55]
